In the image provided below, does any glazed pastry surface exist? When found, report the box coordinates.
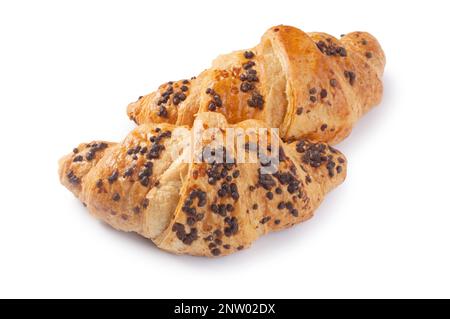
[127,25,385,144]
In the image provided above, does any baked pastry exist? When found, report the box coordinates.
[59,112,347,257]
[127,25,385,145]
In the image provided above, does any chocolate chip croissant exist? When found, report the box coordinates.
[59,112,346,257]
[127,25,385,145]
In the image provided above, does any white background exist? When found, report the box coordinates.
[1,0,449,299]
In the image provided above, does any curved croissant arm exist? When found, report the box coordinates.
[59,112,347,257]
[127,25,385,145]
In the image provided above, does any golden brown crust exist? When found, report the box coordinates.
[58,141,115,199]
[127,25,385,145]
[80,123,189,233]
[59,112,347,257]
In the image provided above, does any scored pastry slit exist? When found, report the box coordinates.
[258,37,288,131]
[141,160,189,240]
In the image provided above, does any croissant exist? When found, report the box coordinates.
[127,25,385,145]
[59,112,346,257]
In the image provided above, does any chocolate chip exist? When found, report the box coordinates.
[224,217,239,237]
[296,140,306,153]
[210,204,218,214]
[85,151,94,161]
[186,216,196,226]
[158,106,168,118]
[337,47,347,57]
[208,102,216,111]
[287,181,299,194]
[247,92,264,109]
[240,82,254,92]
[73,155,83,162]
[344,70,356,86]
[300,141,329,168]
[258,169,276,190]
[96,179,103,188]
[244,51,255,59]
[108,170,119,184]
[230,183,239,200]
[328,146,338,154]
[217,187,227,198]
[330,79,338,87]
[214,205,225,217]
[182,228,198,245]
[172,222,184,232]
[140,177,150,187]
[243,61,255,69]
[245,72,259,82]
[327,160,336,177]
[66,170,80,185]
[316,40,347,57]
